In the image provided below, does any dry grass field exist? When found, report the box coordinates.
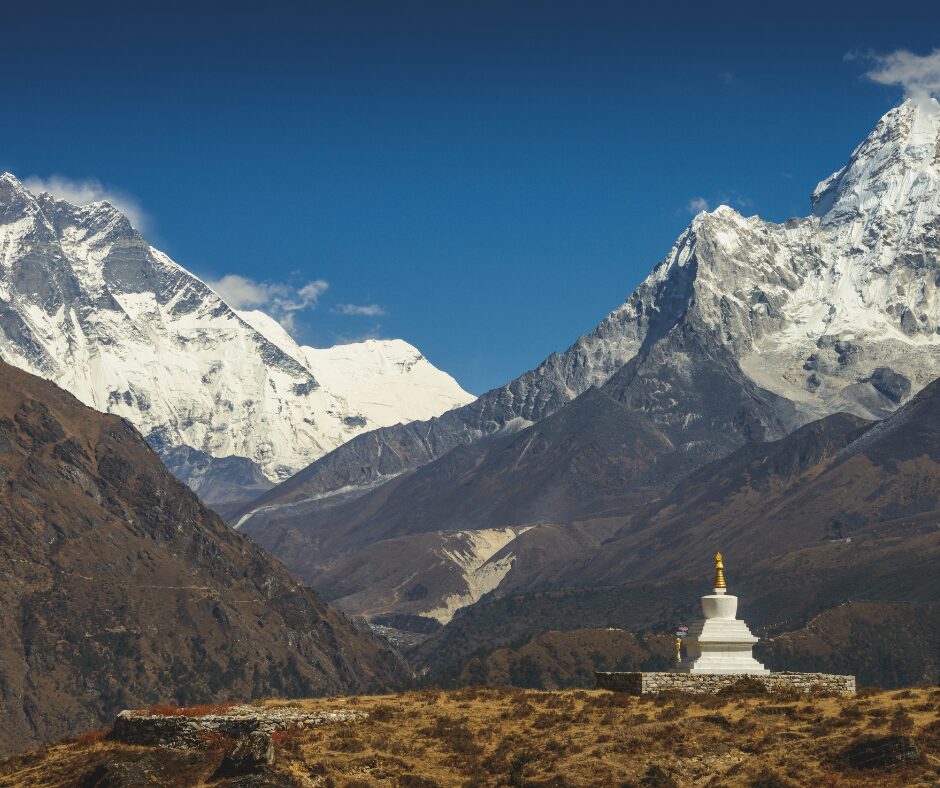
[1,685,939,787]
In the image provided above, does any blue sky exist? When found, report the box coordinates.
[2,2,939,394]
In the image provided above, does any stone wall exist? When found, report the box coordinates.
[112,706,366,749]
[595,671,856,696]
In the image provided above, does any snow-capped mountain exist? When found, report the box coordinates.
[0,173,473,496]
[238,98,940,624]
[241,98,940,518]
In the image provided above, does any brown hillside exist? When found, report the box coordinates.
[0,359,407,755]
[2,687,939,786]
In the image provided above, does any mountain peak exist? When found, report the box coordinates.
[0,172,31,207]
[0,169,473,490]
[812,98,940,222]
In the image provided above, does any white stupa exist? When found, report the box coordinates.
[676,553,769,675]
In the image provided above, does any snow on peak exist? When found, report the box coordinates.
[813,98,940,222]
[0,172,474,483]
[603,99,940,426]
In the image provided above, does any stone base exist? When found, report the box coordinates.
[594,671,856,696]
[112,705,366,749]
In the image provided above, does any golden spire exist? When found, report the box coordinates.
[713,552,727,590]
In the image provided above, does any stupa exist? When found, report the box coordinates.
[594,551,856,695]
[675,553,768,675]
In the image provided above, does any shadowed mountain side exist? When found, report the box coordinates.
[244,326,799,624]
[162,445,274,508]
[455,629,675,689]
[412,530,940,689]
[244,387,676,560]
[444,602,939,691]
[230,304,650,520]
[0,359,408,756]
[408,384,940,687]
[521,377,940,594]
[503,410,875,593]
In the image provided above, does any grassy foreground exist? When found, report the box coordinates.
[1,686,938,786]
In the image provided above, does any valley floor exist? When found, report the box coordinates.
[1,686,939,786]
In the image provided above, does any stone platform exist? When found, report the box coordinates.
[595,671,856,696]
[113,704,366,749]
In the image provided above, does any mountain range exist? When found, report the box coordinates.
[237,98,940,633]
[0,172,472,506]
[2,94,939,762]
[412,375,940,689]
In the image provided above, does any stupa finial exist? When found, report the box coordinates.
[713,552,726,590]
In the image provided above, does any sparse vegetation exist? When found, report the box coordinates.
[2,686,939,786]
[135,701,241,717]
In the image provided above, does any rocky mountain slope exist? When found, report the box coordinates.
[0,359,408,756]
[239,98,940,625]
[0,173,472,501]
[410,376,940,688]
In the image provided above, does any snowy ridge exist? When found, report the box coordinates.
[0,173,473,485]
[604,98,940,424]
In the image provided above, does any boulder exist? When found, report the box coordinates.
[212,731,275,779]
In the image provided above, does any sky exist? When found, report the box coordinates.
[2,2,940,394]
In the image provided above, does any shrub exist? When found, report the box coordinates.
[717,677,769,698]
[657,705,684,721]
[271,723,305,756]
[70,728,110,748]
[136,701,240,717]
[369,703,398,722]
[196,729,237,754]
[890,710,915,733]
[748,769,795,788]
[329,727,366,753]
[639,763,677,787]
[839,705,865,722]
[507,752,536,787]
[398,776,442,788]
[918,719,940,753]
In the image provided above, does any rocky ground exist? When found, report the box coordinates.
[1,685,938,786]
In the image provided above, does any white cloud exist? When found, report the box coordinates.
[857,48,940,105]
[298,280,330,303]
[331,326,386,344]
[334,303,386,317]
[685,191,752,216]
[22,175,149,231]
[204,273,329,336]
[204,274,274,309]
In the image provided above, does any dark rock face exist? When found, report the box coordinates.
[159,444,273,507]
[81,760,165,787]
[0,360,407,756]
[212,732,275,779]
[865,367,911,404]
